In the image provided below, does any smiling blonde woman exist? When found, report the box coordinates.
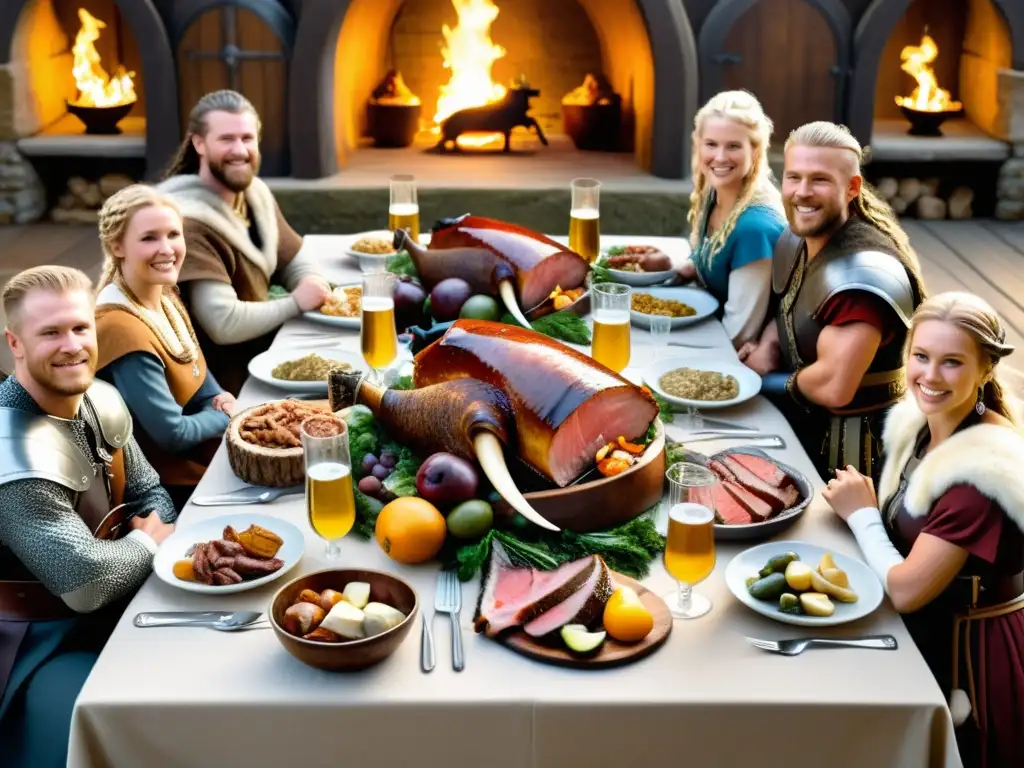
[94,184,235,511]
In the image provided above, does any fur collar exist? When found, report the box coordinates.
[877,394,1024,531]
[156,174,279,279]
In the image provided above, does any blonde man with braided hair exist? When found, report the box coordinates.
[676,90,786,348]
[823,292,1024,768]
[92,184,235,512]
[157,89,330,395]
[741,120,927,484]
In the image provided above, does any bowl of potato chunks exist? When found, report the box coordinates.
[726,541,884,627]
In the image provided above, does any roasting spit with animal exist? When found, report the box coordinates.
[436,85,548,154]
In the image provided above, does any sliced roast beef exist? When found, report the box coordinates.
[523,556,613,637]
[711,483,753,524]
[723,480,774,521]
[474,543,598,637]
[717,456,799,512]
[725,453,790,489]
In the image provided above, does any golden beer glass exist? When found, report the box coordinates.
[389,174,420,243]
[591,282,631,373]
[301,417,356,560]
[662,462,718,619]
[569,177,601,263]
[361,271,399,381]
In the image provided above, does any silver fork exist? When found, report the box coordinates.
[745,634,898,656]
[435,569,465,672]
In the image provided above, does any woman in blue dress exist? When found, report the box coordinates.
[678,90,786,349]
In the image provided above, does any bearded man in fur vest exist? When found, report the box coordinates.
[157,90,330,395]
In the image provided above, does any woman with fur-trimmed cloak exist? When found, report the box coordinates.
[823,291,1024,768]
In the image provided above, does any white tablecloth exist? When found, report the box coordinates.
[68,234,962,768]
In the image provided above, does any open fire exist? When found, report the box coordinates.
[432,0,509,148]
[68,8,136,109]
[894,31,962,114]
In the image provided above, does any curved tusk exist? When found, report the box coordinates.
[472,432,559,532]
[498,280,532,329]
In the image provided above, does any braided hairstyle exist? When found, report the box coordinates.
[784,121,927,304]
[687,90,783,257]
[906,291,1019,424]
[162,89,261,179]
[97,184,183,295]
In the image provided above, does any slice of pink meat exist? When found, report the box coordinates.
[523,557,613,637]
[474,554,597,637]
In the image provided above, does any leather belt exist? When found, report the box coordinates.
[0,580,75,622]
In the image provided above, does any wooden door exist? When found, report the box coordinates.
[700,0,851,144]
[174,4,291,175]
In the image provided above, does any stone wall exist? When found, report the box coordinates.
[995,69,1024,220]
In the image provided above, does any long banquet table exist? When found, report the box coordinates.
[68,234,962,768]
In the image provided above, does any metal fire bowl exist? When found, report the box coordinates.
[899,105,963,137]
[66,100,133,135]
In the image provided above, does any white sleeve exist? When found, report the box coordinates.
[189,280,300,345]
[279,247,327,290]
[721,258,772,348]
[846,506,905,593]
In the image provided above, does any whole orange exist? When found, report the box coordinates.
[602,586,654,642]
[375,497,447,564]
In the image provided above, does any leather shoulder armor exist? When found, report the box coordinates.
[802,250,916,327]
[772,229,804,295]
[0,408,94,491]
[83,378,132,450]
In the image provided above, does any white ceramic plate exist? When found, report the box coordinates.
[606,267,678,286]
[247,346,364,394]
[302,283,362,329]
[641,354,762,410]
[153,513,305,595]
[629,286,719,329]
[725,540,884,627]
[342,230,432,271]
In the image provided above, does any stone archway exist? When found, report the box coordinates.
[287,0,699,180]
[847,0,1024,148]
[0,0,179,179]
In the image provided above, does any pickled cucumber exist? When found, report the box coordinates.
[759,552,800,578]
[779,593,802,614]
[747,572,788,601]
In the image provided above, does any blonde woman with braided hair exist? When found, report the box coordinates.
[742,120,927,485]
[823,292,1024,768]
[94,184,234,511]
[676,90,786,348]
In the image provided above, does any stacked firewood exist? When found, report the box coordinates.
[50,174,134,224]
[875,177,974,221]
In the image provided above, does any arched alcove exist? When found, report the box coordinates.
[288,0,698,180]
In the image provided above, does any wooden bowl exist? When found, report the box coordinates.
[269,568,419,671]
[493,418,667,533]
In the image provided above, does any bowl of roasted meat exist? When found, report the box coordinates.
[269,567,419,671]
[600,244,679,286]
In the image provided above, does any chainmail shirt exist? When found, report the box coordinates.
[0,376,178,612]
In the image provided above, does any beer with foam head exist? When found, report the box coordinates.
[360,296,398,370]
[569,208,600,264]
[389,203,420,244]
[664,503,716,585]
[591,308,631,373]
[306,462,356,541]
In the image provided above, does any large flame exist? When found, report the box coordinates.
[894,33,962,113]
[433,0,507,147]
[69,8,136,108]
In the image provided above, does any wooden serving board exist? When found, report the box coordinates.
[497,572,673,669]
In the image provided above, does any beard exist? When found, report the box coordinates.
[28,353,96,397]
[784,198,846,239]
[209,152,260,192]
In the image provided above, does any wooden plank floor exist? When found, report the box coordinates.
[0,219,1022,392]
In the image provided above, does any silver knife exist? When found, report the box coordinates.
[666,341,716,349]
[191,485,303,506]
[680,433,785,448]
